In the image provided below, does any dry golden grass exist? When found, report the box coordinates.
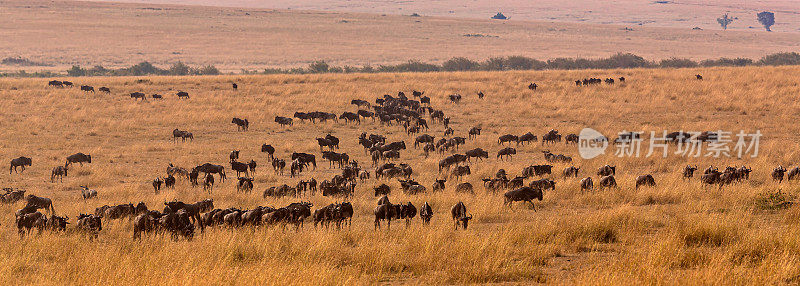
[1,66,800,284]
[2,0,800,73]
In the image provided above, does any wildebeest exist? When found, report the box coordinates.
[455,182,474,194]
[77,213,102,239]
[231,160,249,177]
[477,91,485,99]
[194,163,226,182]
[529,179,556,191]
[528,83,537,90]
[565,134,579,144]
[563,166,580,178]
[272,158,286,175]
[450,202,472,229]
[339,112,360,124]
[695,74,703,80]
[10,156,31,174]
[51,165,68,182]
[204,173,215,193]
[373,202,397,229]
[130,92,146,100]
[25,194,55,215]
[229,150,240,163]
[151,94,162,99]
[497,147,516,161]
[580,177,593,191]
[504,187,544,210]
[232,83,238,90]
[99,87,110,93]
[80,85,94,92]
[232,118,249,131]
[275,116,293,127]
[237,177,254,193]
[448,94,462,103]
[498,134,518,145]
[48,80,63,87]
[164,174,176,189]
[351,99,371,108]
[468,127,482,139]
[465,148,488,161]
[66,152,91,166]
[80,186,98,199]
[522,164,552,178]
[172,129,193,142]
[153,177,163,193]
[635,174,656,189]
[787,167,800,181]
[683,165,698,180]
[597,165,616,176]
[450,165,471,181]
[598,175,617,189]
[1,188,26,204]
[176,91,190,98]
[374,184,391,197]
[420,202,433,224]
[261,144,275,160]
[16,211,46,236]
[432,179,446,192]
[773,166,787,183]
[517,132,537,145]
[292,152,317,170]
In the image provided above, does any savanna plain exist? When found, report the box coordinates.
[1,66,800,284]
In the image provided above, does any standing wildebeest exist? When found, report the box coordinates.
[194,163,226,182]
[498,134,519,145]
[465,148,488,161]
[787,167,800,181]
[374,184,391,197]
[420,202,433,225]
[456,182,474,194]
[695,74,703,80]
[25,194,55,215]
[563,166,580,178]
[77,214,102,239]
[683,165,698,180]
[130,92,146,100]
[528,83,537,90]
[151,94,162,99]
[517,132,537,145]
[48,80,63,87]
[291,152,317,170]
[229,150,240,163]
[450,166,471,181]
[153,177,163,193]
[61,81,73,87]
[450,202,472,230]
[275,116,293,127]
[99,87,110,93]
[477,91,485,99]
[232,118,249,131]
[232,83,238,90]
[176,91,190,98]
[10,156,31,174]
[580,177,593,191]
[16,211,46,236]
[448,94,462,103]
[51,165,68,182]
[598,175,617,189]
[247,160,257,175]
[261,144,275,160]
[565,134,579,144]
[773,166,787,183]
[204,174,215,193]
[432,179,446,192]
[598,165,616,176]
[80,85,94,92]
[80,186,98,199]
[468,127,482,139]
[164,174,176,189]
[237,177,254,193]
[230,161,250,177]
[66,153,91,167]
[497,147,516,161]
[272,158,286,175]
[504,187,544,210]
[373,202,397,230]
[635,174,656,189]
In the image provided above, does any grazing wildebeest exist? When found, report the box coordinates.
[204,174,215,192]
[695,74,703,80]
[66,152,91,167]
[465,148,488,161]
[25,194,55,215]
[683,165,698,180]
[528,83,537,90]
[635,174,656,189]
[10,156,31,174]
[420,202,433,225]
[46,215,69,232]
[275,116,293,127]
[48,80,63,87]
[456,182,474,194]
[528,178,555,191]
[99,87,110,93]
[80,186,98,199]
[374,184,391,197]
[51,165,68,182]
[272,158,286,175]
[448,94,462,103]
[414,134,435,149]
[172,129,193,142]
[130,92,146,100]
[77,214,102,239]
[580,177,593,191]
[80,85,94,92]
[291,152,317,169]
[468,127,482,139]
[562,166,580,178]
[497,147,516,161]
[194,163,226,182]
[176,91,190,98]
[598,175,617,189]
[450,166,471,181]
[504,187,544,210]
[598,165,616,176]
[787,167,800,181]
[498,134,519,145]
[522,164,552,178]
[153,177,163,193]
[432,179,446,192]
[261,144,275,160]
[16,211,46,236]
[773,166,787,183]
[450,202,472,229]
[232,117,249,131]
[237,177,254,193]
[517,132,537,145]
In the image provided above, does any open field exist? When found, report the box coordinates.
[93,0,800,32]
[1,66,800,284]
[2,0,800,73]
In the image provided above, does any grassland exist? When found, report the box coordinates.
[1,66,800,284]
[2,0,800,73]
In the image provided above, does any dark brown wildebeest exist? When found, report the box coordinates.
[232,118,249,131]
[99,87,110,93]
[683,165,698,180]
[448,94,462,103]
[204,173,215,193]
[231,160,249,177]
[80,85,94,92]
[542,131,561,145]
[10,156,31,174]
[420,202,433,225]
[563,166,580,178]
[498,134,518,145]
[247,160,257,175]
[450,202,472,229]
[598,165,616,176]
[351,99,370,108]
[133,211,161,240]
[528,83,537,90]
[16,211,46,236]
[529,179,555,191]
[477,91,485,99]
[414,134,435,149]
[130,92,146,100]
[773,166,787,183]
[176,91,189,98]
[291,152,317,170]
[51,165,68,182]
[153,177,163,193]
[517,132,537,145]
[456,182,474,194]
[46,215,69,232]
[580,177,593,191]
[172,129,192,142]
[164,199,213,232]
[374,184,391,197]
[272,158,286,175]
[420,96,431,105]
[504,187,544,210]
[237,177,254,193]
[80,186,98,199]
[695,74,703,80]
[232,83,238,90]
[61,81,73,87]
[167,163,189,178]
[432,179,446,192]
[450,166,471,181]
[151,94,162,99]
[598,175,617,189]
[373,203,397,230]
[635,174,656,189]
[164,174,176,189]
[339,112,360,124]
[229,151,240,163]
[787,167,800,181]
[48,80,63,87]
[66,152,91,167]
[2,188,26,204]
[497,147,516,161]
[399,202,417,226]
[194,163,226,182]
[25,194,55,215]
[465,148,488,161]
[522,164,553,178]
[261,144,275,160]
[77,213,102,239]
[468,126,482,139]
[701,171,722,186]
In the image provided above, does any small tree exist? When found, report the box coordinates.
[716,13,736,30]
[757,11,775,31]
[308,60,329,73]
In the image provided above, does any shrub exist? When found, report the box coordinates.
[658,58,698,68]
[758,52,800,66]
[442,57,480,71]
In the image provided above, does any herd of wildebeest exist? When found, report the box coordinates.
[4,74,789,240]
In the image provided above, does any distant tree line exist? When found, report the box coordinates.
[2,52,800,78]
